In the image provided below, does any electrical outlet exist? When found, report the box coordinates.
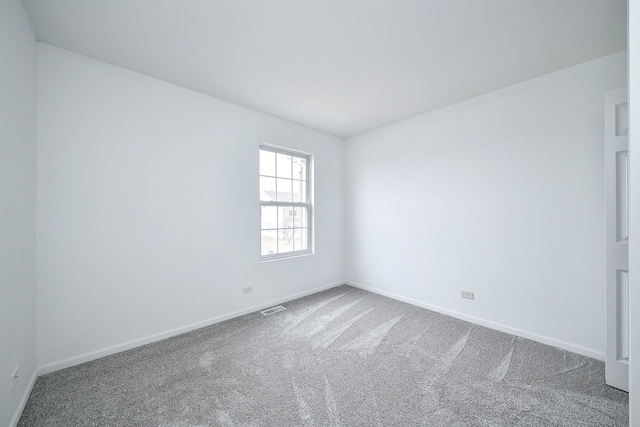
[10,366,19,391]
[242,286,253,294]
[461,291,475,300]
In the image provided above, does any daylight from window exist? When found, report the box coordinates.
[259,146,311,259]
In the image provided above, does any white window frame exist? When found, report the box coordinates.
[259,144,313,261]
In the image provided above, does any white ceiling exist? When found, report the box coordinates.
[22,0,627,138]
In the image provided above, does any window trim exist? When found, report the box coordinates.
[259,144,313,261]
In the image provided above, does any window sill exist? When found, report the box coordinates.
[260,251,313,263]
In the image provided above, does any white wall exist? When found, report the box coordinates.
[37,44,344,368]
[345,51,627,358]
[629,0,640,424]
[0,1,37,425]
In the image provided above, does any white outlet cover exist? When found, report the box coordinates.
[461,291,475,300]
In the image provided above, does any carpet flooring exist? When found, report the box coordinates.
[19,285,628,426]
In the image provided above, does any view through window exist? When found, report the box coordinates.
[259,145,311,259]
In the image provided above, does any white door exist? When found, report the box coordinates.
[605,87,629,391]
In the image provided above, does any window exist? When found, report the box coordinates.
[259,145,312,260]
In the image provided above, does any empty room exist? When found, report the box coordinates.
[2,0,640,426]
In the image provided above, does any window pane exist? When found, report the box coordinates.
[292,228,298,252]
[292,180,305,202]
[276,153,292,178]
[294,206,307,228]
[280,206,295,229]
[278,229,294,253]
[260,176,276,201]
[261,206,277,229]
[301,180,307,203]
[276,178,293,202]
[261,230,278,255]
[295,228,308,251]
[293,156,307,181]
[260,149,276,177]
[277,207,282,229]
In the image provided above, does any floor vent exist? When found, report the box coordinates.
[261,305,286,316]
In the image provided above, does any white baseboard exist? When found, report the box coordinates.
[38,281,344,375]
[345,281,605,361]
[9,369,38,427]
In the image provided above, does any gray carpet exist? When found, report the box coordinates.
[19,285,628,426]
